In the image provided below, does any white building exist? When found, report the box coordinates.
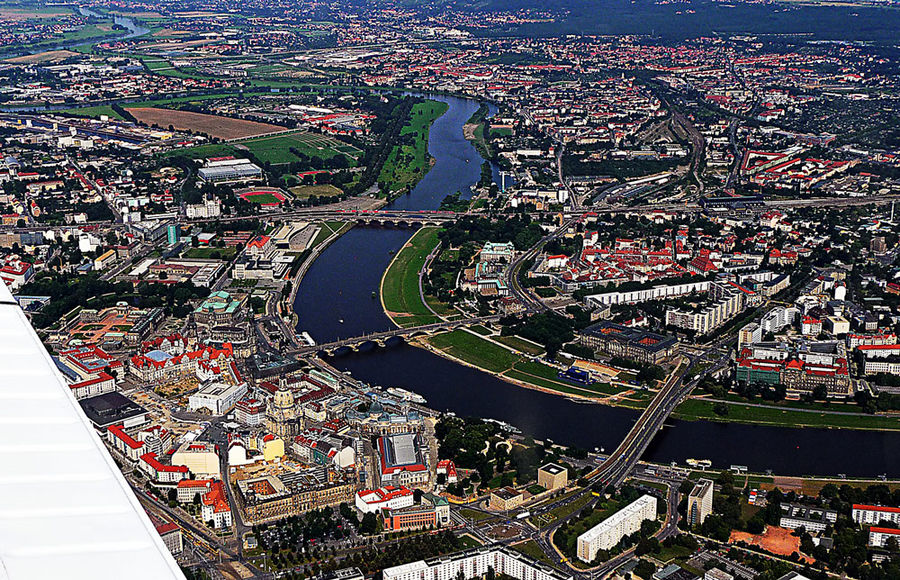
[586,280,711,308]
[852,504,900,526]
[188,381,248,415]
[576,495,657,562]
[665,282,745,335]
[868,527,900,548]
[185,195,222,219]
[382,545,573,580]
[355,486,414,514]
[760,306,799,333]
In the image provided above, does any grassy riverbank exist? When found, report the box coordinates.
[378,100,449,195]
[418,329,900,432]
[381,227,444,328]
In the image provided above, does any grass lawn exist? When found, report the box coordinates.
[311,221,345,247]
[182,246,238,260]
[290,184,342,199]
[531,493,593,528]
[459,509,494,523]
[511,540,554,564]
[381,227,443,327]
[470,325,494,336]
[674,398,900,431]
[243,193,280,204]
[496,335,545,355]
[378,100,449,195]
[427,330,520,374]
[239,131,361,165]
[653,543,697,563]
[58,105,124,120]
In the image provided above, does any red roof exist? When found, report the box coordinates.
[871,527,900,535]
[140,452,188,473]
[855,504,900,514]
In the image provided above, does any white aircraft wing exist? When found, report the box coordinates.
[0,281,185,580]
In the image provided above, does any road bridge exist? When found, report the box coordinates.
[9,194,900,234]
[286,315,500,356]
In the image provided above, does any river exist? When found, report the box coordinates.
[297,98,900,478]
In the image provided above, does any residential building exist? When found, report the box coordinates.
[176,479,214,503]
[687,479,714,527]
[382,544,573,580]
[235,398,264,426]
[779,503,837,532]
[704,569,733,580]
[139,452,189,483]
[576,495,657,562]
[852,504,900,526]
[201,481,232,530]
[868,527,900,548]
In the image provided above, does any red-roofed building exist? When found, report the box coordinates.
[139,452,189,483]
[106,424,145,462]
[436,459,458,484]
[0,259,33,290]
[70,371,116,400]
[200,481,232,529]
[355,485,414,514]
[853,504,900,526]
[869,527,900,548]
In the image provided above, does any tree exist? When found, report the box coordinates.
[713,402,729,416]
[360,512,378,535]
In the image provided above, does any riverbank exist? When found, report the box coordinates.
[380,227,447,328]
[380,267,900,432]
[378,100,450,197]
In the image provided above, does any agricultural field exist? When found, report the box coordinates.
[125,107,283,139]
[4,49,78,64]
[237,131,362,165]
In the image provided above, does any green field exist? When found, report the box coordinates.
[238,131,361,165]
[381,228,442,327]
[510,540,554,564]
[182,246,238,260]
[378,100,449,195]
[243,193,280,204]
[530,492,593,528]
[496,335,545,355]
[58,105,124,120]
[674,398,900,431]
[290,184,342,199]
[427,330,520,374]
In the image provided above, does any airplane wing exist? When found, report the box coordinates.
[0,281,185,580]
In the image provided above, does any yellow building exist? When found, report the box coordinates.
[489,487,524,512]
[538,463,568,491]
[254,434,285,462]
